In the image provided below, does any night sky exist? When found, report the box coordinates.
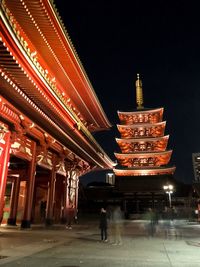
[54,1,200,185]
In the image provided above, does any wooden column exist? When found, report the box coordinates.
[0,130,11,223]
[7,175,20,226]
[74,176,79,219]
[134,193,139,213]
[136,200,140,213]
[66,168,79,227]
[123,199,127,218]
[61,175,68,223]
[21,141,36,228]
[152,192,155,209]
[45,156,56,226]
[66,172,70,210]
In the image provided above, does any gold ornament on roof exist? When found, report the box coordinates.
[136,73,144,110]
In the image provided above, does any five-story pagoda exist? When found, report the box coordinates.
[113,74,176,179]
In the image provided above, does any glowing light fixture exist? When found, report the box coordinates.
[163,184,174,208]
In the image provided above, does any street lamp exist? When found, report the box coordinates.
[163,184,174,208]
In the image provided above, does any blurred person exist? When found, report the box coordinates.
[99,207,108,242]
[107,205,114,243]
[171,206,178,220]
[162,206,172,238]
[66,204,75,229]
[112,206,123,245]
[144,208,157,237]
[40,200,46,222]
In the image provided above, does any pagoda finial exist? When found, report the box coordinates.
[136,73,144,109]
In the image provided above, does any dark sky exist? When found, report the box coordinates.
[54,0,200,184]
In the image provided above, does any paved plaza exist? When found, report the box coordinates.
[1,218,200,266]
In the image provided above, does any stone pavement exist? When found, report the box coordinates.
[0,218,200,266]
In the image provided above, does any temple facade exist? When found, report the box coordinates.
[0,0,115,228]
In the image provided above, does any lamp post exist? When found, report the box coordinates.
[163,184,174,208]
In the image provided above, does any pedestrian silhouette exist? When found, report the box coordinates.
[144,208,157,237]
[99,207,108,242]
[112,206,123,245]
[66,205,75,229]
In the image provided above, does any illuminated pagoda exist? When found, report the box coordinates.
[113,74,176,187]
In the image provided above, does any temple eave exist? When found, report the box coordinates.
[113,166,176,176]
[114,150,173,158]
[117,108,164,115]
[115,135,169,143]
[117,121,166,128]
[1,0,111,130]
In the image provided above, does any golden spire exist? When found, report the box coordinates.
[136,73,144,109]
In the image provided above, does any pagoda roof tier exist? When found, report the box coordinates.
[117,121,166,139]
[114,150,172,167]
[113,166,176,176]
[117,108,164,125]
[116,135,169,153]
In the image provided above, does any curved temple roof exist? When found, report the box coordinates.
[117,121,166,139]
[118,108,164,124]
[1,0,111,132]
[113,166,176,176]
[114,150,173,167]
[116,135,169,153]
[0,0,115,169]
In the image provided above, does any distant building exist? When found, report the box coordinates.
[192,153,200,182]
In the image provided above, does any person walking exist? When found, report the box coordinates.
[66,205,75,229]
[99,207,108,242]
[40,200,46,223]
[145,208,157,237]
[112,206,123,245]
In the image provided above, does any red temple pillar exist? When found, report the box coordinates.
[0,130,11,224]
[21,141,36,228]
[7,175,20,226]
[66,168,78,227]
[66,172,70,209]
[45,155,56,226]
